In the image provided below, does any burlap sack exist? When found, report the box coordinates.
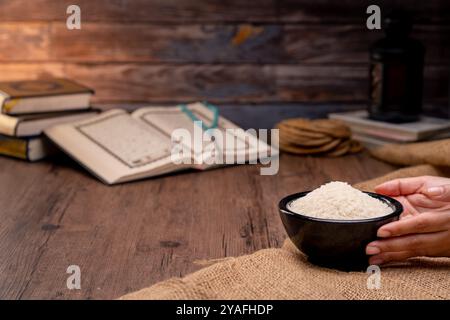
[371,138,450,167]
[120,143,450,300]
[120,239,450,300]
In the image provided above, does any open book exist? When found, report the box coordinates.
[45,102,274,184]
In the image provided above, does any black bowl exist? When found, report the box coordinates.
[279,191,403,271]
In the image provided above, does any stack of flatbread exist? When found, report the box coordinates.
[275,118,362,156]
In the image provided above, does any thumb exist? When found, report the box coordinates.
[424,184,450,202]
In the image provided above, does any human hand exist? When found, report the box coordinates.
[366,176,450,265]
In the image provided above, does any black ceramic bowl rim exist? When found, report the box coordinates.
[279,191,403,224]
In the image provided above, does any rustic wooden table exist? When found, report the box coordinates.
[0,152,396,299]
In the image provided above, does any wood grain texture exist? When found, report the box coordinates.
[0,63,446,104]
[0,23,447,65]
[47,23,285,63]
[0,1,447,108]
[0,23,50,61]
[0,151,397,299]
[0,63,369,103]
[279,0,450,24]
[0,1,447,300]
[284,25,450,65]
[0,0,448,23]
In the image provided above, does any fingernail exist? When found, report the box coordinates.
[377,229,391,237]
[427,186,444,196]
[370,258,383,265]
[366,246,381,255]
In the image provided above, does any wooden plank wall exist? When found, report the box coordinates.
[0,0,448,110]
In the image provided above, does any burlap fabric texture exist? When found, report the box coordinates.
[370,138,450,168]
[120,140,450,300]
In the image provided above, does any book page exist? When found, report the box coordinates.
[77,112,171,168]
[45,109,189,184]
[132,103,271,169]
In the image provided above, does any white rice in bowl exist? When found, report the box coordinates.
[289,181,392,220]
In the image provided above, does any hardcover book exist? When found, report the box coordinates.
[0,135,57,161]
[0,109,99,137]
[329,110,450,142]
[0,78,94,115]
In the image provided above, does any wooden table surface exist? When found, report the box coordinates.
[0,152,396,299]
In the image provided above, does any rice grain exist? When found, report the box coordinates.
[289,181,392,220]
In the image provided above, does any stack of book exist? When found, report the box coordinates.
[329,110,450,148]
[0,79,97,161]
[0,83,275,184]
